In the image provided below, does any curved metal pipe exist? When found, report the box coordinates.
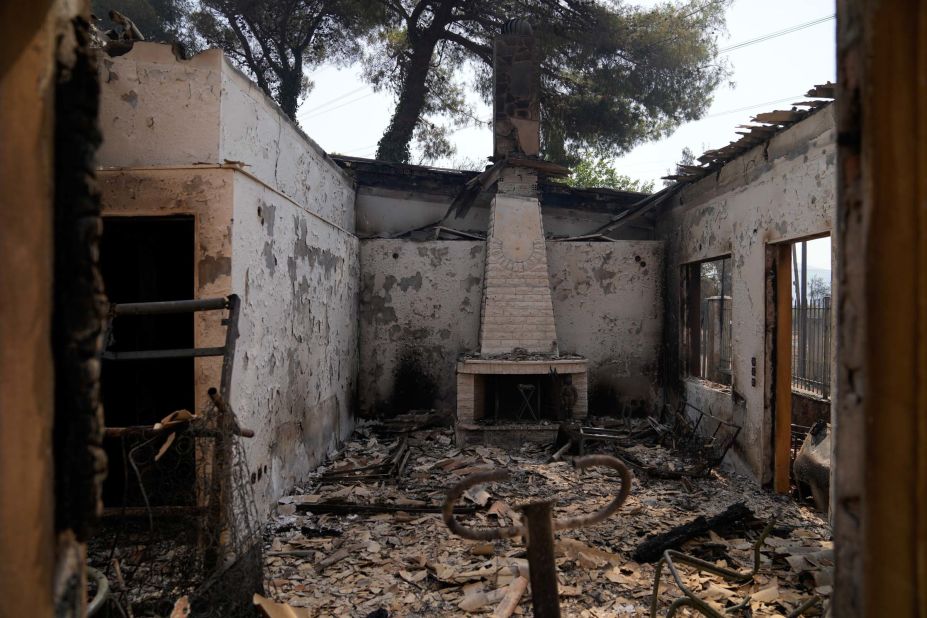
[649,519,776,617]
[87,567,111,617]
[442,469,525,540]
[553,455,631,531]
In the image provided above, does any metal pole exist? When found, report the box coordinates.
[102,346,226,360]
[719,259,726,378]
[111,297,229,315]
[521,501,561,618]
[799,242,808,382]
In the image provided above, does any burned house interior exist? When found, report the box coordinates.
[1,1,925,617]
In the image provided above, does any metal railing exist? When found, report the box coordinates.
[791,296,832,399]
[698,296,733,386]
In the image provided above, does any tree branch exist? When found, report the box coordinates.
[225,12,273,96]
[442,30,491,63]
[377,0,409,21]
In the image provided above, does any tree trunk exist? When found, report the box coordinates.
[376,42,435,163]
[277,68,301,120]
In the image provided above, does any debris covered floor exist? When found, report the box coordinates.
[263,424,831,617]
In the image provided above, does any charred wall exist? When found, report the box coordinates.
[547,241,663,416]
[230,172,359,510]
[656,104,837,481]
[1,2,104,616]
[358,241,484,416]
[97,43,360,518]
[357,239,663,418]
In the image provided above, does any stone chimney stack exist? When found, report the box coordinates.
[478,19,559,356]
[493,19,541,160]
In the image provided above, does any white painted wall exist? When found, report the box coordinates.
[358,239,664,417]
[230,174,358,510]
[657,105,837,482]
[98,43,360,515]
[219,67,355,231]
[547,241,664,414]
[358,240,485,415]
[98,44,355,236]
[97,44,223,167]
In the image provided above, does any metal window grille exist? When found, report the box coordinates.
[697,258,733,386]
[791,295,832,399]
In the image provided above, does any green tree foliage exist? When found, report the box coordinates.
[664,145,697,186]
[91,0,197,49]
[560,157,655,192]
[191,0,382,119]
[365,0,730,163]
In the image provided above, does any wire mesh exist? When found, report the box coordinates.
[87,395,264,617]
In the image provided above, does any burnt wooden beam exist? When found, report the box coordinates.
[295,502,480,516]
[632,502,754,563]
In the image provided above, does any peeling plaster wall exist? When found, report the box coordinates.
[97,44,223,166]
[97,43,359,516]
[358,241,485,415]
[656,105,836,482]
[219,67,354,231]
[358,240,663,417]
[355,188,646,239]
[97,42,354,231]
[98,168,235,409]
[230,174,358,510]
[355,189,490,237]
[547,241,663,414]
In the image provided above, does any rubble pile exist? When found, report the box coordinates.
[263,423,831,617]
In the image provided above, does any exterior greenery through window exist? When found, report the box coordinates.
[683,257,733,387]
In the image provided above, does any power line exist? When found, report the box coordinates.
[342,141,380,154]
[704,94,806,118]
[639,0,727,53]
[297,85,371,119]
[341,118,489,158]
[718,15,835,54]
[299,91,378,121]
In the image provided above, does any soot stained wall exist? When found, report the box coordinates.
[547,241,663,415]
[358,241,484,416]
[97,42,359,516]
[231,174,359,510]
[656,105,836,482]
[358,240,663,418]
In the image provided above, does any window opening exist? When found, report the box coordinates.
[684,256,733,387]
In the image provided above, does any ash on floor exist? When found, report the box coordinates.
[262,424,830,617]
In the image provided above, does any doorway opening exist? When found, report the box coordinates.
[767,234,833,502]
[100,215,196,508]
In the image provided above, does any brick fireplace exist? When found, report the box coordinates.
[456,19,588,444]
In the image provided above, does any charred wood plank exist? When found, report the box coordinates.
[295,502,479,516]
[632,502,753,563]
[101,505,207,519]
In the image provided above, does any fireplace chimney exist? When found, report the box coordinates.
[493,18,541,160]
[478,19,559,356]
[456,19,589,440]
